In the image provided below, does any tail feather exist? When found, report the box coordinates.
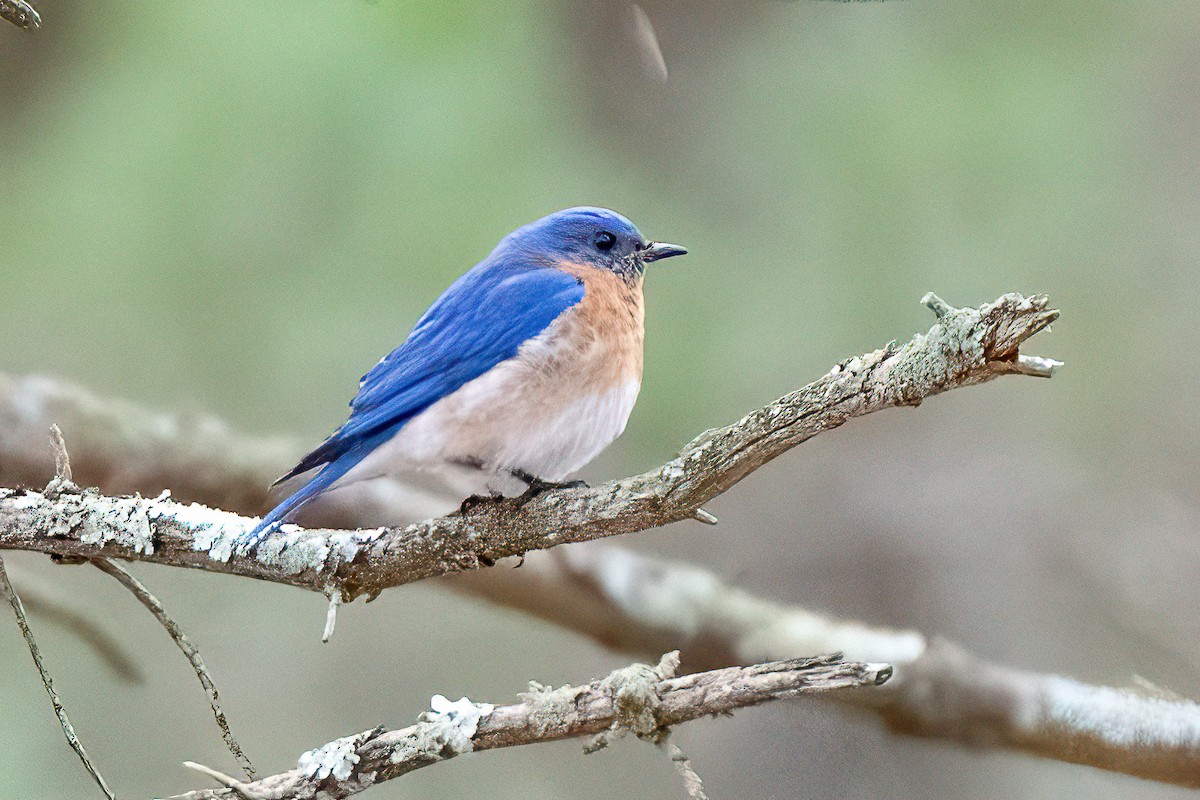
[242,428,394,549]
[270,437,342,489]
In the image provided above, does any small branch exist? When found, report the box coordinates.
[667,742,709,800]
[0,0,40,29]
[49,424,72,482]
[870,639,1200,787]
[0,293,1060,602]
[91,557,255,778]
[0,555,115,799]
[455,544,1200,788]
[322,585,341,643]
[172,653,890,800]
[1014,353,1063,377]
[630,4,669,83]
[181,762,258,800]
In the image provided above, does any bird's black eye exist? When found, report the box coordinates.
[594,231,616,252]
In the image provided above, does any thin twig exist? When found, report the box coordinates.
[667,741,708,800]
[173,653,890,800]
[322,586,341,643]
[0,0,40,29]
[91,558,255,778]
[0,555,115,799]
[630,4,668,82]
[49,424,72,482]
[181,762,261,800]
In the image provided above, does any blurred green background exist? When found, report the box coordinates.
[3,1,1200,797]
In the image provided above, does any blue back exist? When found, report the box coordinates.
[341,258,585,446]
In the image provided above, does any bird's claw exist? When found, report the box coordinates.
[459,492,503,514]
[517,476,588,503]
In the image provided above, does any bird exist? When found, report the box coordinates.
[240,206,686,548]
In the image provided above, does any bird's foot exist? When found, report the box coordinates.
[510,469,589,503]
[459,491,504,515]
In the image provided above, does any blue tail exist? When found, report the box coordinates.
[241,428,395,550]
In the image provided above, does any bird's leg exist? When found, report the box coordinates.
[458,468,588,514]
[453,457,507,515]
[509,468,589,500]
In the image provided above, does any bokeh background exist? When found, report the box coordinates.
[2,1,1200,797]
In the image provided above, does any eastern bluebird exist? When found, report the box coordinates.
[242,207,685,546]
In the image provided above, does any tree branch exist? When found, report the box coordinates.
[0,293,1059,602]
[16,294,1189,788]
[170,653,891,800]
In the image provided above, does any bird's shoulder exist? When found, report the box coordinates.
[350,257,586,415]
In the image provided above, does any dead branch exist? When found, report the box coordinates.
[171,653,890,800]
[457,544,1200,788]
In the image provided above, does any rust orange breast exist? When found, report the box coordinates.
[552,262,645,392]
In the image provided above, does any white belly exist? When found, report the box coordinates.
[334,356,641,497]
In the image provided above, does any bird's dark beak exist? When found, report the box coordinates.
[641,241,688,263]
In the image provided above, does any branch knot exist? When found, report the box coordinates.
[586,650,680,752]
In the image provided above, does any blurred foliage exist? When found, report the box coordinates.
[3,1,1200,798]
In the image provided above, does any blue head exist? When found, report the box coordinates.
[495,207,686,277]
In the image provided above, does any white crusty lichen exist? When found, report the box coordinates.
[298,732,365,781]
[420,695,495,755]
[174,495,386,572]
[169,501,261,562]
[39,489,157,556]
[250,525,329,572]
[252,527,386,575]
[383,695,495,769]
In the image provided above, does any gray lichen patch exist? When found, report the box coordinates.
[519,681,591,737]
[252,527,333,575]
[586,651,680,752]
[38,489,157,556]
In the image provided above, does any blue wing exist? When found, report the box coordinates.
[245,259,585,542]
